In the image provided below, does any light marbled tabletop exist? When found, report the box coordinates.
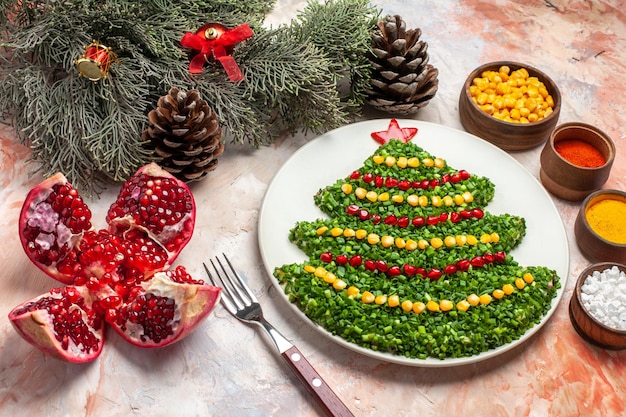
[1,1,625,416]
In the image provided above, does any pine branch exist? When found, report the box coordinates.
[0,0,380,195]
[291,0,379,108]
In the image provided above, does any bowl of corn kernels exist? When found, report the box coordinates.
[459,61,561,151]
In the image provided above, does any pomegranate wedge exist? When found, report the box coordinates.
[10,163,220,362]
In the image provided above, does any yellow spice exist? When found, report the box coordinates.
[586,198,626,244]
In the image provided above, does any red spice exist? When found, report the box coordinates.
[554,139,606,168]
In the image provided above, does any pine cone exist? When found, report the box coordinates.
[366,15,439,115]
[143,87,224,182]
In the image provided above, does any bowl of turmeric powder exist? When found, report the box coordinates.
[539,122,615,201]
[575,190,626,264]
[459,61,561,151]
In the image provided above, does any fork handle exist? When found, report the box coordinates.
[281,346,354,417]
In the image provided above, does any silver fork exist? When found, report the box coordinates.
[204,254,354,417]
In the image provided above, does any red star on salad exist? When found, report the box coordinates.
[371,119,418,144]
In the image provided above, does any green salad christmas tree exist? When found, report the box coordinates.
[274,120,559,360]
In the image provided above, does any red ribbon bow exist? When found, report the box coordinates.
[180,23,253,82]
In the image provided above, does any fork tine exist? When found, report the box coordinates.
[221,254,259,304]
[203,261,238,314]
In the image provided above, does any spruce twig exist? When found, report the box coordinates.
[0,0,379,195]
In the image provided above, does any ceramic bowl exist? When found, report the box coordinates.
[574,189,626,264]
[459,61,561,151]
[539,123,615,201]
[569,262,626,349]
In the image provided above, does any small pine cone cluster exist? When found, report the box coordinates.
[143,87,224,182]
[366,15,439,115]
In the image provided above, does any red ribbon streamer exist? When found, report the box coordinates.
[180,23,253,82]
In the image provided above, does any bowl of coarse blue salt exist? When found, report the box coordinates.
[569,263,626,349]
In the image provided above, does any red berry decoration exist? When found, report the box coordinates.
[9,163,221,362]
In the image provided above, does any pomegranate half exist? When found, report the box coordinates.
[9,163,220,362]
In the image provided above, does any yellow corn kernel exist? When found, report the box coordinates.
[422,157,434,167]
[456,299,471,312]
[515,277,526,289]
[407,194,419,206]
[431,196,442,207]
[372,155,384,164]
[480,233,492,244]
[544,107,554,118]
[397,156,408,168]
[455,235,467,246]
[381,235,394,248]
[434,157,445,168]
[331,227,343,237]
[462,191,474,203]
[490,232,500,243]
[525,97,538,112]
[479,293,492,305]
[440,299,453,312]
[323,271,337,284]
[361,291,375,304]
[466,235,478,245]
[392,194,404,203]
[367,233,380,245]
[413,301,426,314]
[388,294,400,307]
[492,289,505,299]
[476,92,489,106]
[523,272,534,283]
[444,236,457,247]
[405,239,418,251]
[526,87,539,99]
[355,187,367,199]
[418,195,429,207]
[502,283,515,295]
[304,265,316,273]
[401,300,413,312]
[316,226,328,235]
[467,294,480,306]
[510,108,521,120]
[453,194,465,205]
[395,237,406,249]
[314,267,326,278]
[375,294,387,305]
[378,192,390,202]
[443,195,454,206]
[519,107,531,119]
[473,77,488,91]
[343,228,356,238]
[426,300,440,312]
[366,190,378,202]
[430,237,443,249]
[480,104,494,115]
[417,239,429,250]
[347,286,360,297]
[408,157,420,167]
[341,183,353,194]
[336,278,347,292]
[385,156,396,167]
[355,229,367,239]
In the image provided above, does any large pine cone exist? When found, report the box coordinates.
[143,87,224,182]
[366,15,439,115]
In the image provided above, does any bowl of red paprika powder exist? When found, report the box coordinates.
[539,122,615,201]
[575,190,626,264]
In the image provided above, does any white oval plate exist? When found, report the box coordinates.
[258,119,569,367]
